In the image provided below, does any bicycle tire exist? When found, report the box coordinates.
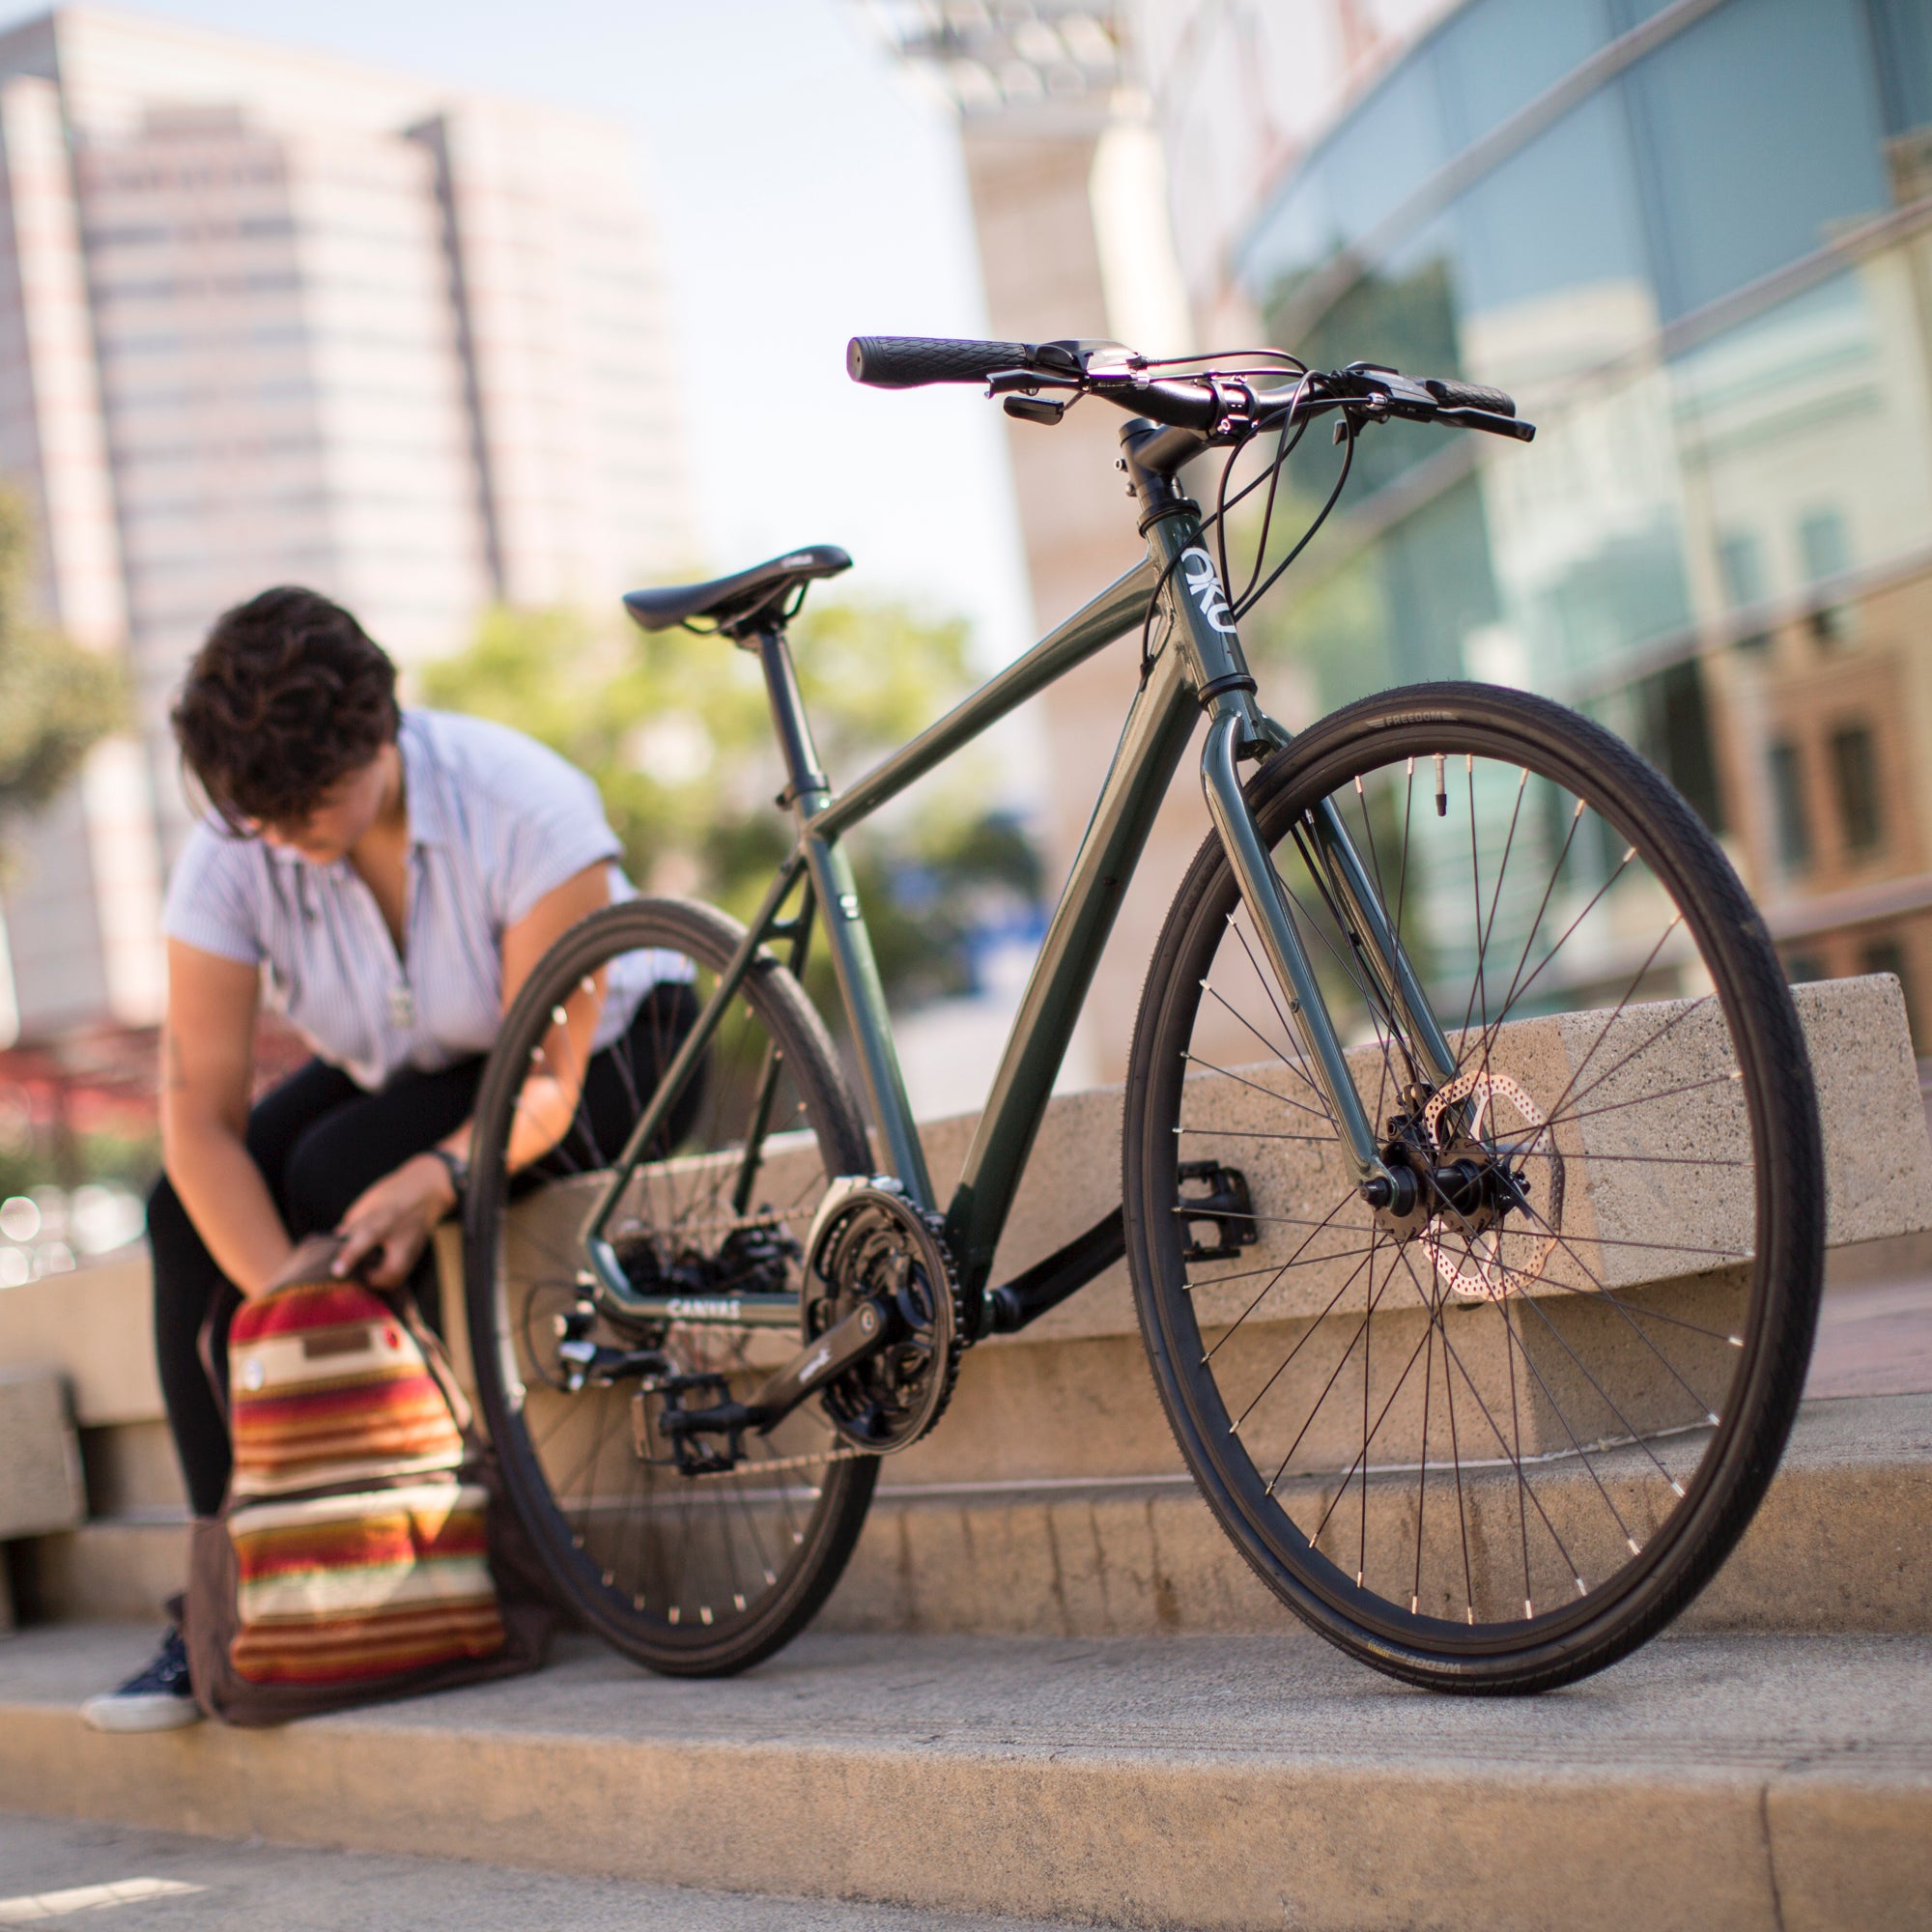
[1124,683,1823,1692]
[465,896,878,1676]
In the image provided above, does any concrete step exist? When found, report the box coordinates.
[23,1390,1930,1638]
[2,1622,1927,1931]
[5,975,1927,1646]
[0,1814,1084,1932]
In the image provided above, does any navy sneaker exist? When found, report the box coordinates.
[81,1627,201,1733]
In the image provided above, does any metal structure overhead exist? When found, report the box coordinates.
[861,2,1132,128]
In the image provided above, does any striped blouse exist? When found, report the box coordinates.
[162,709,679,1090]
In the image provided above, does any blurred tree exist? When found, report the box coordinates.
[0,487,121,826]
[420,599,1041,1009]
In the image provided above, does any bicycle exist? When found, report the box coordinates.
[462,336,1823,1693]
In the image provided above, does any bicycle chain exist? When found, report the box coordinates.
[683,1438,879,1481]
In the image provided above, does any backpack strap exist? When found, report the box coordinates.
[384,1288,479,1439]
[196,1293,233,1426]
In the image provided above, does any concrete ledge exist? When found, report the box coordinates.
[833,1390,1932,1639]
[21,1515,188,1625]
[0,1254,156,1426]
[5,976,1929,1646]
[0,1368,83,1543]
[29,1394,1932,1640]
[0,1624,1926,1931]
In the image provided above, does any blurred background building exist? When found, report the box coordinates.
[0,0,1927,1192]
[0,5,690,1063]
[878,0,1932,1067]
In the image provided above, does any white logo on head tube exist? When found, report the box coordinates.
[1179,548,1237,635]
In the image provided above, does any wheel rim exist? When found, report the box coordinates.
[470,915,869,1655]
[1145,716,1804,1655]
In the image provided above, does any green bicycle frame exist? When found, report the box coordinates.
[579,416,1454,1331]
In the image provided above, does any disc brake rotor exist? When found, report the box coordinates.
[1420,1068,1564,1300]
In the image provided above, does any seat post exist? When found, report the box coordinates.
[751,622,830,818]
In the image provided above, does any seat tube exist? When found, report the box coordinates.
[753,626,934,1207]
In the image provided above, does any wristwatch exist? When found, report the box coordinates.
[426,1147,469,1216]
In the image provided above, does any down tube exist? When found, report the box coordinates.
[946,646,1197,1306]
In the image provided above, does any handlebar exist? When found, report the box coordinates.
[844,335,1532,443]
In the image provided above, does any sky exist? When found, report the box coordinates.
[1,0,1037,668]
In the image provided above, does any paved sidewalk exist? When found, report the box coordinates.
[5,1624,1928,1930]
[1809,1272,1932,1398]
[0,1815,1081,1932]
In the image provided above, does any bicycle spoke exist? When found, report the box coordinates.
[471,911,874,1667]
[1141,707,1808,1662]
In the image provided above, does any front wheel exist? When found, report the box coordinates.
[465,897,877,1676]
[1124,684,1823,1692]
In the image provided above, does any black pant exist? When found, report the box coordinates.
[149,984,697,1517]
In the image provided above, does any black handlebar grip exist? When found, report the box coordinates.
[1424,377,1517,417]
[847,336,1037,388]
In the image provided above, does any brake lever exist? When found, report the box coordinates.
[985,368,1080,398]
[1435,406,1537,442]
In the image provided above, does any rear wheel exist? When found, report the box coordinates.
[465,897,877,1676]
[1124,684,1823,1691]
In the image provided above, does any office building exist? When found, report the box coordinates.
[0,7,691,1044]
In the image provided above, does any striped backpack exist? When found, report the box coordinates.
[182,1238,553,1724]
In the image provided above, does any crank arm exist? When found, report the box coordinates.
[661,1293,898,1443]
[748,1293,897,1426]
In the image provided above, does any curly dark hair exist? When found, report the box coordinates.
[172,587,400,830]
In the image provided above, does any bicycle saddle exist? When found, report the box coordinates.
[622,545,852,637]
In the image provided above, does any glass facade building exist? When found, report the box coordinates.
[1234,0,1932,1037]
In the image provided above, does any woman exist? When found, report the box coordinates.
[84,585,688,1731]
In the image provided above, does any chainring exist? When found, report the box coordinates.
[804,1181,964,1453]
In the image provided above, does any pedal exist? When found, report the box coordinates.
[1177,1161,1259,1262]
[635,1371,749,1476]
[557,1341,675,1395]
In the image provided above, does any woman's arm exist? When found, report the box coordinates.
[496,870,611,1173]
[160,938,293,1298]
[331,861,611,1284]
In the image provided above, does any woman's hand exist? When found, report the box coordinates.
[331,1153,459,1289]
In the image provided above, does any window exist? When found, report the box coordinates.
[1800,509,1855,642]
[1451,88,1651,343]
[1631,659,1723,833]
[1768,738,1810,871]
[1434,0,1611,154]
[1860,937,1918,1038]
[1622,0,1889,320]
[1719,531,1766,608]
[1868,0,1932,133]
[1828,723,1885,854]
[1719,530,1772,648]
[1798,509,1852,583]
[1320,57,1450,248]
